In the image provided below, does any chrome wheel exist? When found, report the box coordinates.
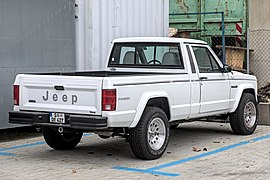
[148,117,166,150]
[244,102,256,128]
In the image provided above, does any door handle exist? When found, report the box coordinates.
[54,85,65,90]
[199,77,208,80]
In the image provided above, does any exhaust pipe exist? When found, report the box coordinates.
[58,127,64,134]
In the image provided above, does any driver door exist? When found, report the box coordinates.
[191,45,230,114]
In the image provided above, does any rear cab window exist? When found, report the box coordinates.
[108,43,184,69]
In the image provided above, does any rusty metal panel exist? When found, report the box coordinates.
[169,0,247,37]
[169,0,200,30]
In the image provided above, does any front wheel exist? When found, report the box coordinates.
[43,127,83,150]
[230,93,258,135]
[129,107,170,160]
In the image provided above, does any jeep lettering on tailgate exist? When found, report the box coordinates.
[42,90,78,104]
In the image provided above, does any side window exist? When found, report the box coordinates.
[192,46,220,73]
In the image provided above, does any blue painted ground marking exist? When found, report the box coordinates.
[0,152,16,157]
[0,133,92,156]
[114,134,270,177]
[113,166,180,177]
[0,141,45,152]
[0,141,45,156]
[83,133,92,137]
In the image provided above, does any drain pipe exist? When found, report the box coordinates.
[75,0,86,71]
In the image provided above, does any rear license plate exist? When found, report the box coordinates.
[50,113,65,124]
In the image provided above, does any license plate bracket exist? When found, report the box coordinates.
[50,113,65,124]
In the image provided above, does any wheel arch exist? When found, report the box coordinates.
[146,97,171,120]
[230,84,257,113]
[129,91,171,128]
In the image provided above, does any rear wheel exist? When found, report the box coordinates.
[230,93,258,135]
[43,127,83,150]
[129,107,170,160]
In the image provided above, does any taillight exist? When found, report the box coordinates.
[14,85,19,106]
[102,89,116,111]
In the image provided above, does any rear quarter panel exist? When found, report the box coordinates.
[102,72,191,127]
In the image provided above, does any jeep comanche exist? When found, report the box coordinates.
[9,37,258,160]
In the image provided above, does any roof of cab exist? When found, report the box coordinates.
[113,37,207,45]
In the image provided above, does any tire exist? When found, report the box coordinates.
[129,107,170,160]
[229,93,258,135]
[43,127,83,150]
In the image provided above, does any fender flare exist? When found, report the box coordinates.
[230,83,257,113]
[129,91,171,128]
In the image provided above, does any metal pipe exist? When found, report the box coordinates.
[221,12,226,64]
[247,28,250,74]
[169,12,225,16]
[75,0,86,71]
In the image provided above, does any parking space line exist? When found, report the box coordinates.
[0,152,16,156]
[147,141,249,171]
[0,133,92,157]
[0,142,45,156]
[0,142,45,152]
[83,133,92,137]
[113,166,180,177]
[113,134,270,177]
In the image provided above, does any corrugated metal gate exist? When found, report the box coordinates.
[75,0,169,71]
[0,0,76,129]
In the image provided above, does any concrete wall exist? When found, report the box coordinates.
[249,0,270,88]
[249,0,270,29]
[0,0,76,129]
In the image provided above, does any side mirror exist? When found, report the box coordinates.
[222,64,232,73]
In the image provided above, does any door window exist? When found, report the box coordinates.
[192,46,220,73]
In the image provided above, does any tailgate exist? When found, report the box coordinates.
[18,75,103,115]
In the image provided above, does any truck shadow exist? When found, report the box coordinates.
[0,126,41,143]
[32,122,234,161]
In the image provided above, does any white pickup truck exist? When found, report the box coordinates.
[9,37,258,160]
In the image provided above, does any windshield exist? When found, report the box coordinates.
[108,43,183,68]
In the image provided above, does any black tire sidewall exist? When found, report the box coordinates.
[43,127,83,150]
[129,107,170,160]
[144,108,170,158]
[242,94,258,133]
[230,93,258,135]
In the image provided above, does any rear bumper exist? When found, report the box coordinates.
[9,111,108,131]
